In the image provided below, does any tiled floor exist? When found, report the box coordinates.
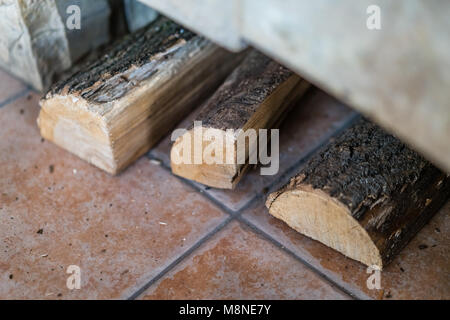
[0,69,448,300]
[139,222,349,300]
[0,71,28,107]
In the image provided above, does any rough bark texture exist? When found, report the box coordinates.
[171,50,309,189]
[267,118,450,268]
[39,17,242,174]
[49,17,195,103]
[194,50,294,131]
[141,0,450,174]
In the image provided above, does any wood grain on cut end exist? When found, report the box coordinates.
[171,50,310,189]
[266,118,450,268]
[38,17,243,174]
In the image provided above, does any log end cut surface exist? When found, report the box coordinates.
[266,185,383,268]
[39,17,240,174]
[266,118,450,269]
[170,51,310,189]
[171,129,240,189]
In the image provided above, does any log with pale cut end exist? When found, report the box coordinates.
[0,0,110,91]
[266,118,450,269]
[38,17,243,175]
[171,50,310,189]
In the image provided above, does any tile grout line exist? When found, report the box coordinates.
[133,112,363,299]
[146,111,360,216]
[127,158,260,298]
[2,79,368,299]
[236,214,365,300]
[137,161,358,299]
[127,216,234,300]
[2,80,244,300]
[147,154,254,217]
[0,88,31,109]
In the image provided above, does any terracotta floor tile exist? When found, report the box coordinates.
[150,88,357,212]
[242,199,450,300]
[139,221,350,300]
[0,94,227,299]
[0,69,27,105]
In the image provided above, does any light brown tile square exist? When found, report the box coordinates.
[243,199,450,300]
[0,69,26,105]
[0,94,227,299]
[139,221,350,300]
[150,88,357,212]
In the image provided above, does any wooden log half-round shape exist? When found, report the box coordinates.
[266,183,382,268]
[266,119,450,269]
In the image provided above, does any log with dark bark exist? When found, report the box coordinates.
[38,17,243,174]
[266,118,450,268]
[170,50,310,189]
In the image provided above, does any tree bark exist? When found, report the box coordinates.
[39,17,243,175]
[266,118,450,268]
[171,50,310,189]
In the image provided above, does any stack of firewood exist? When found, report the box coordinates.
[3,5,449,270]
